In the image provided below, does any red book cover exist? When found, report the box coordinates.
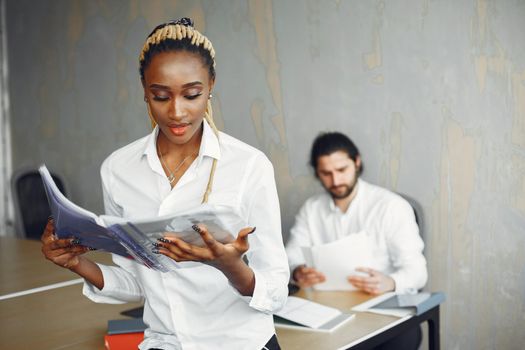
[104,332,144,350]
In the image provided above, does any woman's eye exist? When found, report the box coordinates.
[185,93,202,100]
[152,95,169,102]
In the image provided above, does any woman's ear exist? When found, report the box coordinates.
[208,78,215,96]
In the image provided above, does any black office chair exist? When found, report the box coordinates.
[11,168,67,240]
[398,193,424,240]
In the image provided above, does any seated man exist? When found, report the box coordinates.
[286,132,427,350]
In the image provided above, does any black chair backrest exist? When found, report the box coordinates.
[11,169,67,240]
[398,193,425,243]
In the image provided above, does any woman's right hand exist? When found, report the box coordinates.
[41,218,90,270]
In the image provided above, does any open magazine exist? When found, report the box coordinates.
[39,165,247,272]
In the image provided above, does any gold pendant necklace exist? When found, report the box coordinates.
[158,147,195,184]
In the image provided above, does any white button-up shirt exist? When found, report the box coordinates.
[286,179,427,294]
[83,121,289,350]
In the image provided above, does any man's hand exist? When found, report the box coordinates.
[292,265,326,288]
[347,267,395,295]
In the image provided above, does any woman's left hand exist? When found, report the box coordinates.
[155,225,257,295]
[155,225,255,270]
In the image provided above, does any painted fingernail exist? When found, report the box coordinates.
[152,249,160,254]
[153,242,161,247]
[158,238,170,243]
[249,227,256,234]
[88,247,97,251]
[47,215,54,222]
[192,224,202,233]
[71,238,81,245]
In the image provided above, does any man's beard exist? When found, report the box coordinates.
[328,177,358,200]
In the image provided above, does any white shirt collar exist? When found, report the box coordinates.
[142,120,221,171]
[198,119,221,163]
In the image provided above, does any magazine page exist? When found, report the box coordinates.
[39,165,104,223]
[41,164,248,272]
[101,204,248,271]
[102,204,244,246]
[108,224,178,272]
[39,165,129,257]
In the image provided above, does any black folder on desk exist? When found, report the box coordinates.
[107,318,147,335]
[371,292,445,316]
[120,306,144,319]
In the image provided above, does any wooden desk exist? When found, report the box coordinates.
[0,283,142,349]
[0,237,141,349]
[0,237,114,296]
[0,238,441,349]
[276,289,441,350]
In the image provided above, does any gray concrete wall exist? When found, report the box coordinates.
[6,0,525,348]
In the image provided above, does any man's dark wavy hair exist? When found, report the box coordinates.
[309,132,363,174]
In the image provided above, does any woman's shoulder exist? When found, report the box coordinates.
[218,131,271,166]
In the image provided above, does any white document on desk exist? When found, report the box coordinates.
[301,232,374,291]
[276,296,341,329]
[274,296,355,332]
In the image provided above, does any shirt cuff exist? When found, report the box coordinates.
[228,268,286,314]
[390,273,417,295]
[82,263,143,304]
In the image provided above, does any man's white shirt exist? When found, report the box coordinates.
[286,179,427,294]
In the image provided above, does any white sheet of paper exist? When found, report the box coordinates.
[302,232,374,291]
[275,296,342,329]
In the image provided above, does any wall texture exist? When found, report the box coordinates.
[6,0,525,348]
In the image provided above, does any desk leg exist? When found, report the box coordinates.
[427,307,440,350]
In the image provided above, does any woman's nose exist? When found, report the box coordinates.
[168,98,185,119]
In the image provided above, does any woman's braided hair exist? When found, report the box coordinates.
[140,18,218,203]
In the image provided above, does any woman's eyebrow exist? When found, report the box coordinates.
[182,81,203,88]
[149,83,170,90]
[149,81,203,90]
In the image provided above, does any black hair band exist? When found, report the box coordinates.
[147,17,195,37]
